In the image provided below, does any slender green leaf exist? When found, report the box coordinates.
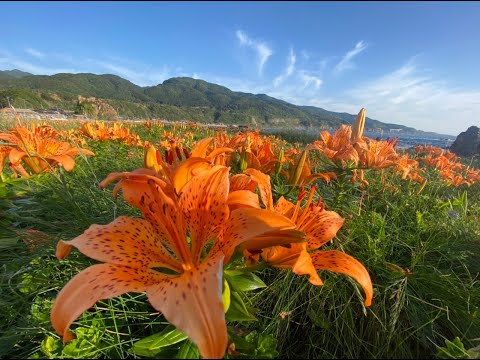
[225,272,267,292]
[132,325,188,357]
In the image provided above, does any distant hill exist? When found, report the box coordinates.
[0,69,448,135]
[0,69,33,79]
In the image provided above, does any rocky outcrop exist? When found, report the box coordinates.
[75,96,118,121]
[450,126,480,156]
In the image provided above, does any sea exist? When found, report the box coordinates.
[262,128,456,150]
[362,131,456,150]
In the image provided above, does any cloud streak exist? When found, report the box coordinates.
[236,30,273,75]
[273,48,296,87]
[333,40,368,74]
[25,48,45,59]
[340,59,480,135]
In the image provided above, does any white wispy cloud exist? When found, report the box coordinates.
[333,40,368,74]
[236,30,273,75]
[273,48,296,87]
[342,59,480,135]
[0,54,78,75]
[25,47,45,59]
[298,70,322,90]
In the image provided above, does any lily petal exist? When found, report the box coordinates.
[261,243,323,286]
[243,168,274,210]
[230,173,258,192]
[292,247,323,286]
[238,229,306,253]
[180,166,229,263]
[51,263,166,343]
[100,172,186,257]
[49,155,76,171]
[274,196,295,216]
[147,253,227,359]
[210,207,303,263]
[190,137,214,158]
[311,250,373,306]
[303,210,345,250]
[227,190,261,210]
[206,147,234,161]
[8,147,27,165]
[171,157,212,194]
[57,216,182,272]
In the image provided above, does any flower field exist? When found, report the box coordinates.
[1,110,479,359]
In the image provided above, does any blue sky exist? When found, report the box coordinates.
[1,1,480,135]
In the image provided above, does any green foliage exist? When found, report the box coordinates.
[131,325,189,358]
[436,337,468,359]
[227,329,279,359]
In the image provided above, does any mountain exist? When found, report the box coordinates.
[0,69,446,135]
[0,69,33,79]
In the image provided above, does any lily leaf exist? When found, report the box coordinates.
[225,272,267,292]
[132,325,188,357]
[225,291,257,322]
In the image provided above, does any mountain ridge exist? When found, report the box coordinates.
[0,69,454,137]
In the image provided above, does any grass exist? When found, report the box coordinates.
[0,119,479,359]
[251,170,480,359]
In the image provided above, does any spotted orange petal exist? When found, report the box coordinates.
[51,263,166,343]
[147,252,227,359]
[303,210,345,250]
[245,151,261,169]
[57,216,182,272]
[100,172,187,261]
[180,165,229,263]
[310,250,373,306]
[274,196,295,216]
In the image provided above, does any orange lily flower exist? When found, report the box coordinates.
[239,170,373,307]
[357,138,399,170]
[51,162,304,359]
[315,125,359,167]
[394,154,419,180]
[144,137,234,193]
[78,121,111,141]
[0,124,95,177]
